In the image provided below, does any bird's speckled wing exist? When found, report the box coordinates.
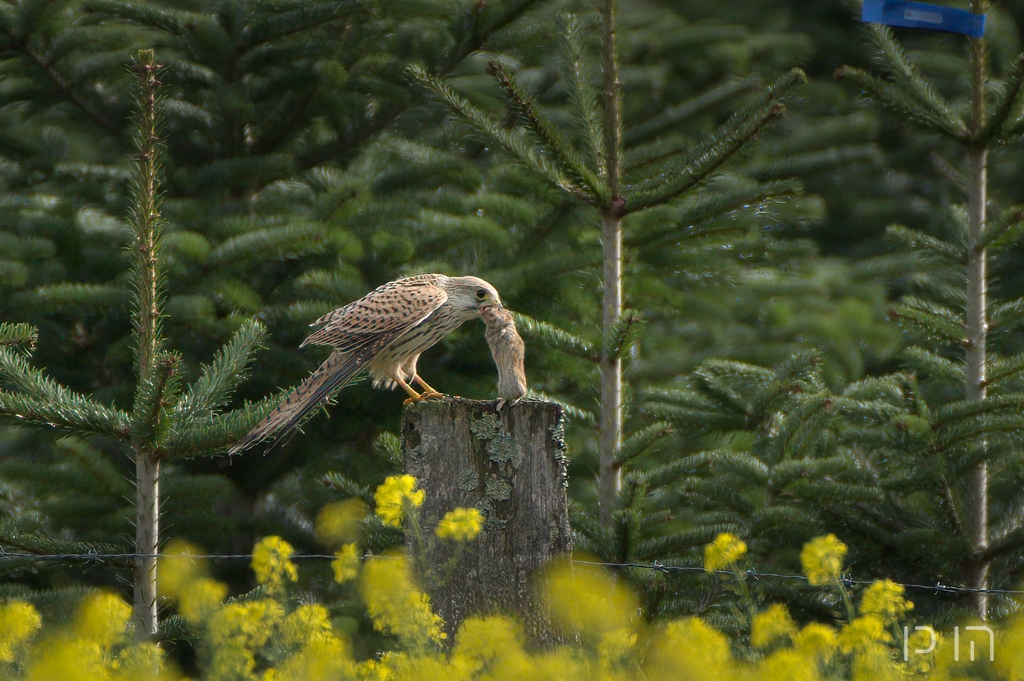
[301,276,448,352]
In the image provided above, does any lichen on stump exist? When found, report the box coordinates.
[402,397,571,643]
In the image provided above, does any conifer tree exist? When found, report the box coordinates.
[835,0,1024,619]
[416,0,805,530]
[0,51,274,638]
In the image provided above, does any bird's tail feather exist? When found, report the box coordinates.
[229,350,364,454]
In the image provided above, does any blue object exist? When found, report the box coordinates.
[861,0,986,38]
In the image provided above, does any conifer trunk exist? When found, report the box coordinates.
[134,452,160,638]
[965,6,990,617]
[130,51,165,639]
[402,398,571,642]
[598,0,624,530]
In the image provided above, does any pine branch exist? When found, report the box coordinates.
[130,352,180,450]
[558,12,606,181]
[525,390,595,425]
[0,347,130,437]
[488,58,607,203]
[624,76,761,148]
[324,471,374,503]
[0,322,36,351]
[626,69,804,213]
[34,283,124,309]
[899,347,963,384]
[207,222,329,265]
[986,352,1024,389]
[174,319,268,422]
[890,298,967,345]
[613,421,672,467]
[626,179,800,249]
[933,395,1024,429]
[511,311,597,361]
[980,205,1024,250]
[885,224,962,261]
[978,53,1024,143]
[602,308,642,363]
[411,65,592,201]
[158,396,280,458]
[0,391,130,439]
[835,65,966,140]
[989,298,1024,332]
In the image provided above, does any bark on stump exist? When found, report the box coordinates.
[402,397,571,642]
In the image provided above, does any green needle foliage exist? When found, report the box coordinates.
[0,51,275,634]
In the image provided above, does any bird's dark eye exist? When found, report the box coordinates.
[476,289,488,300]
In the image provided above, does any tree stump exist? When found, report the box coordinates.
[402,397,571,642]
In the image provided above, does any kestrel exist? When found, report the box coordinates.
[230,273,501,453]
[481,304,527,410]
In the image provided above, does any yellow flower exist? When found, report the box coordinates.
[360,553,446,648]
[332,543,361,584]
[793,622,838,660]
[158,539,206,601]
[703,533,747,572]
[0,600,42,662]
[315,499,368,548]
[760,648,818,681]
[206,600,284,680]
[435,507,484,542]
[838,615,890,653]
[73,592,131,648]
[274,636,354,681]
[178,577,228,623]
[906,628,940,674]
[800,534,847,586]
[280,604,334,648]
[374,475,424,528]
[251,536,298,593]
[750,604,796,649]
[542,559,638,642]
[859,579,913,624]
[645,618,731,681]
[454,616,524,668]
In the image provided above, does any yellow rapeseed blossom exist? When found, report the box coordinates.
[360,553,446,648]
[750,603,797,649]
[453,615,525,673]
[793,622,838,660]
[374,475,425,528]
[280,604,334,649]
[838,615,890,654]
[996,614,1024,680]
[435,507,484,542]
[73,592,131,649]
[759,648,818,681]
[206,599,284,681]
[273,637,354,681]
[0,600,42,662]
[703,533,747,572]
[859,579,913,624]
[158,539,206,601]
[542,559,638,642]
[906,628,940,674]
[315,499,368,547]
[25,638,106,681]
[178,577,229,623]
[331,543,361,584]
[251,536,299,593]
[645,618,731,681]
[800,534,847,586]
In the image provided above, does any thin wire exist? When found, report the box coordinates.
[569,560,1024,596]
[3,550,1023,597]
